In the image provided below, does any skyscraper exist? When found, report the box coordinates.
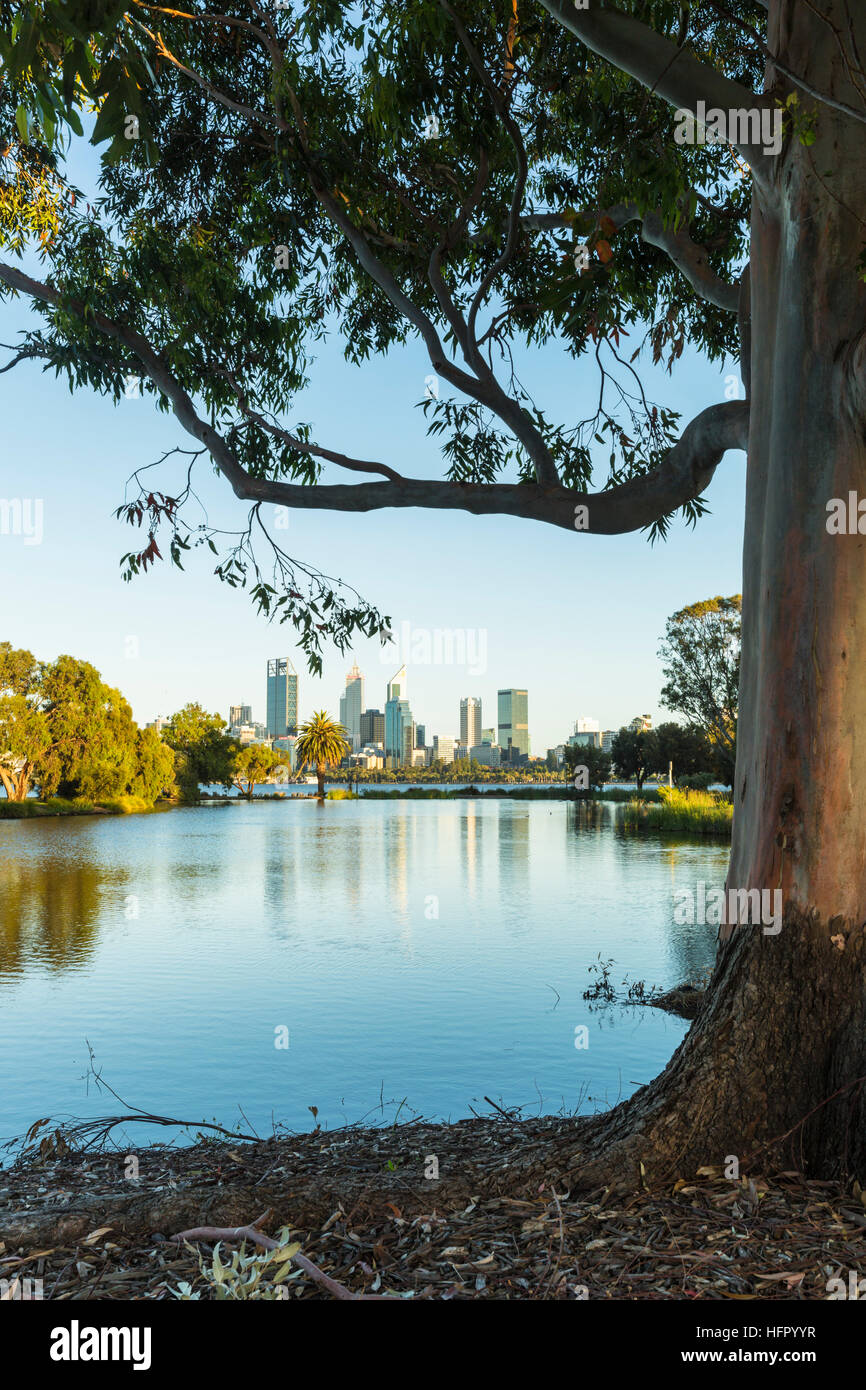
[266,658,298,737]
[497,688,529,758]
[387,665,407,702]
[360,708,385,747]
[385,698,412,765]
[460,696,482,750]
[339,662,365,751]
[229,704,252,730]
[384,667,411,765]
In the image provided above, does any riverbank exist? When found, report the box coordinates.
[0,795,166,820]
[0,1119,859,1300]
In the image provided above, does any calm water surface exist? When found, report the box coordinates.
[0,800,727,1147]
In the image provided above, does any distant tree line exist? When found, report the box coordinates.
[0,648,290,807]
[0,642,175,803]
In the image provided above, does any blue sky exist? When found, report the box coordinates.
[0,139,747,754]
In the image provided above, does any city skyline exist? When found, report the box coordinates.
[215,656,656,763]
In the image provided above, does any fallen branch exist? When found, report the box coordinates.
[171,1215,401,1301]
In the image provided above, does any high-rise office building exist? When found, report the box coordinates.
[415,724,426,748]
[460,697,482,750]
[497,688,529,758]
[433,735,456,764]
[481,727,495,745]
[339,662,365,751]
[387,665,407,702]
[266,657,298,738]
[385,697,412,765]
[229,704,252,730]
[360,708,385,747]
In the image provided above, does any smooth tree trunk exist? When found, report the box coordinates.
[317,764,325,798]
[562,2,866,1189]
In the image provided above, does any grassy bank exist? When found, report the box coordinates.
[0,795,161,820]
[329,785,664,801]
[622,788,732,836]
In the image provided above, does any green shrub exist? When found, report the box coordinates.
[622,787,732,836]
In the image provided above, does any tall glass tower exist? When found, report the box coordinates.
[497,688,529,757]
[266,658,298,737]
[339,663,365,750]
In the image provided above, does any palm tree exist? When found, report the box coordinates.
[295,711,349,799]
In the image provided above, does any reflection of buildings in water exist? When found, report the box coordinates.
[496,800,530,874]
[460,807,484,896]
[386,808,412,925]
[0,857,122,975]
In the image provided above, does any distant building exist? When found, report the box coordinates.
[629,714,653,733]
[602,730,616,753]
[229,704,252,730]
[385,698,412,765]
[569,730,601,749]
[415,724,426,749]
[146,715,170,735]
[497,688,529,758]
[481,727,495,745]
[460,697,482,750]
[360,708,385,746]
[433,735,456,764]
[339,663,365,751]
[387,665,407,702]
[266,658,298,738]
[350,747,384,770]
[547,745,566,768]
[471,742,501,768]
[238,723,271,746]
[273,734,298,771]
[409,748,427,767]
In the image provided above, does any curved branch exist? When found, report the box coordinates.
[538,0,773,179]
[640,211,741,313]
[0,261,747,535]
[521,203,741,313]
[234,401,749,536]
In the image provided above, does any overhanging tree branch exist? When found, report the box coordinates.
[538,0,774,178]
[0,260,747,535]
[521,202,741,313]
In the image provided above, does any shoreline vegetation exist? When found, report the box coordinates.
[622,788,733,836]
[0,794,165,819]
[1,783,734,835]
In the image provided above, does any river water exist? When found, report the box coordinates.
[0,798,727,1148]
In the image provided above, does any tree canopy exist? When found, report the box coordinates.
[0,640,176,801]
[658,594,740,783]
[0,1,764,670]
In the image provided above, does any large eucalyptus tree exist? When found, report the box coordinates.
[2,0,865,1182]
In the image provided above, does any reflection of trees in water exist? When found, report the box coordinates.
[567,800,612,836]
[0,857,127,975]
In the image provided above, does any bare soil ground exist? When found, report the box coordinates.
[2,1117,864,1300]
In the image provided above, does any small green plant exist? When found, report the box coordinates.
[583,955,616,1002]
[172,1227,301,1300]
